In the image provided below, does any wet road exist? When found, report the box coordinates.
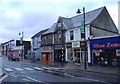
[1,55,119,84]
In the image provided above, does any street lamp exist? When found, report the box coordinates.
[76,7,87,69]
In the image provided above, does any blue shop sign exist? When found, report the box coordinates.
[90,36,120,49]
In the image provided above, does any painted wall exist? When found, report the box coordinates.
[66,25,90,42]
[91,7,118,37]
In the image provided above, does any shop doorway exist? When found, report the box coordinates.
[80,51,84,62]
[74,49,80,63]
[54,49,62,62]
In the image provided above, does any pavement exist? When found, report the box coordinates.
[25,59,120,76]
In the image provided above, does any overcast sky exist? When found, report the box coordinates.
[0,0,119,43]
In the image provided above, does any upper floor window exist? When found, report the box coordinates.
[58,31,62,42]
[70,30,74,40]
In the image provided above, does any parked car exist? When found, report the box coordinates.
[8,51,20,61]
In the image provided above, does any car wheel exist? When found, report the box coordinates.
[16,58,19,61]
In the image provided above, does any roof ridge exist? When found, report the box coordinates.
[31,28,49,38]
[71,6,105,19]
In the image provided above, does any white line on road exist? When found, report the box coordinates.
[43,67,49,69]
[65,73,107,83]
[33,67,44,71]
[11,74,17,78]
[4,68,13,72]
[80,77,106,83]
[14,68,24,71]
[22,78,31,82]
[26,76,42,82]
[25,68,34,70]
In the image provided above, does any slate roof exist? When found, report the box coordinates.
[31,28,49,38]
[66,6,105,29]
[41,6,105,35]
[42,23,57,35]
[59,17,73,29]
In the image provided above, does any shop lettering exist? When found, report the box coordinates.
[93,44,105,48]
[93,43,120,49]
[107,43,120,48]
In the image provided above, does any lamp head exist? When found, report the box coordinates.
[76,9,81,14]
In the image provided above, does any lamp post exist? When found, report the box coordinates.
[76,7,87,69]
[19,32,24,59]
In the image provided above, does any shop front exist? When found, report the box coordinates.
[66,41,86,64]
[40,46,52,63]
[72,41,80,63]
[90,36,120,66]
[54,44,65,62]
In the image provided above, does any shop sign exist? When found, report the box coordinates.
[93,43,120,49]
[72,42,80,48]
[41,46,51,52]
[116,49,120,56]
[90,36,120,49]
[80,41,85,48]
[66,42,72,48]
[54,44,62,49]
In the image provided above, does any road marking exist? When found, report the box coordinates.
[4,68,13,72]
[11,74,17,78]
[14,68,24,71]
[33,67,44,71]
[64,73,107,83]
[25,68,34,70]
[26,76,42,82]
[80,77,107,83]
[43,67,50,70]
[22,78,31,82]
[51,67,64,70]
